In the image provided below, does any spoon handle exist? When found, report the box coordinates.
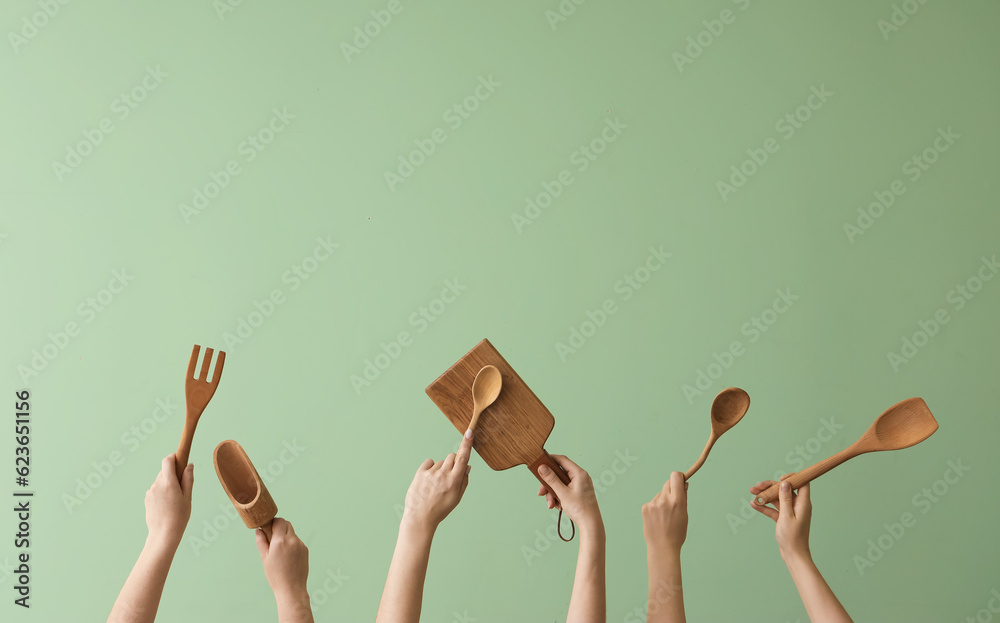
[684,434,719,480]
[754,445,862,505]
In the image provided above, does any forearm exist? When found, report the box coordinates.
[567,517,606,623]
[375,516,436,623]
[783,552,852,623]
[645,545,685,623]
[275,590,315,623]
[107,536,178,623]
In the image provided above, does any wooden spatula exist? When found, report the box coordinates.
[426,339,571,494]
[754,397,938,505]
[214,440,277,539]
[176,344,225,481]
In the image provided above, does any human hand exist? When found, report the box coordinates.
[642,471,688,552]
[535,455,602,528]
[256,518,311,604]
[144,454,193,549]
[401,430,473,532]
[750,478,812,562]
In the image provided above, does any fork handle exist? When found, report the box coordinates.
[175,420,196,482]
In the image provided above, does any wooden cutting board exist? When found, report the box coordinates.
[425,338,570,493]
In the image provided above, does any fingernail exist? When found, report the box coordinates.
[780,482,790,492]
[539,466,550,475]
[465,429,473,439]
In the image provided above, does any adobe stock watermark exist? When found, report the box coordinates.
[852,458,970,576]
[555,245,670,362]
[726,416,844,534]
[842,126,959,244]
[544,0,594,31]
[7,0,74,55]
[61,397,179,514]
[384,75,501,192]
[179,107,296,223]
[221,236,339,352]
[213,0,246,21]
[520,449,638,566]
[623,578,682,623]
[308,567,350,614]
[716,84,833,202]
[887,254,997,372]
[672,0,751,73]
[188,439,306,556]
[340,0,408,62]
[351,278,467,395]
[511,116,627,234]
[962,588,1000,623]
[877,0,931,41]
[51,65,168,182]
[17,268,135,384]
[681,287,799,404]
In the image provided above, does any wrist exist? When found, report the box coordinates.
[144,532,182,556]
[399,513,437,541]
[274,587,313,619]
[646,540,683,558]
[780,546,813,568]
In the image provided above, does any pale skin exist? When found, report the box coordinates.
[641,471,688,623]
[750,480,853,623]
[108,454,193,623]
[375,429,473,623]
[535,455,607,623]
[256,517,315,623]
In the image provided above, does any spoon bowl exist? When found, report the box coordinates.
[468,365,502,432]
[685,387,751,480]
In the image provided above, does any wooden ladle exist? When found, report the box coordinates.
[468,365,502,432]
[754,397,938,505]
[214,440,277,539]
[684,387,751,480]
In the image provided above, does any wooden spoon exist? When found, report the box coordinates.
[684,387,751,480]
[754,397,938,505]
[214,440,278,539]
[468,365,502,432]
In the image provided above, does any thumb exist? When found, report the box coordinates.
[778,481,795,519]
[181,463,194,498]
[255,527,269,561]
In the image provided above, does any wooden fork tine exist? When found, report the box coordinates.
[212,350,226,383]
[188,345,201,379]
[199,348,214,381]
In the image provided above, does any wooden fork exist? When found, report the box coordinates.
[175,345,225,481]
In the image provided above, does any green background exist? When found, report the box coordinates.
[2,0,998,621]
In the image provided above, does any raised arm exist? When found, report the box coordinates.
[536,455,606,623]
[749,480,853,623]
[641,471,688,623]
[256,517,314,623]
[108,454,193,623]
[376,430,473,623]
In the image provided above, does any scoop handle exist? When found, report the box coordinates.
[755,446,861,505]
[527,450,571,499]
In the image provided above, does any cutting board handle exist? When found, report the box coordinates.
[527,450,571,495]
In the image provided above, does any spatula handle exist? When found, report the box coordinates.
[754,446,860,505]
[528,450,571,498]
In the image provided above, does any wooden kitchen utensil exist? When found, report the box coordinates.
[469,365,502,433]
[176,345,225,482]
[684,387,750,480]
[754,397,938,506]
[426,339,574,538]
[214,440,277,539]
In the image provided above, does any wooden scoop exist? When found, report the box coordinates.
[469,365,502,432]
[214,440,277,539]
[684,388,750,480]
[754,397,938,505]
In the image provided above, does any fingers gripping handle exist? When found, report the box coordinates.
[528,450,570,495]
